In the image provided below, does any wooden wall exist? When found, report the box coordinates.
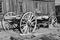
[0,0,4,21]
[21,0,55,16]
[3,0,17,14]
[2,0,55,15]
[0,0,55,21]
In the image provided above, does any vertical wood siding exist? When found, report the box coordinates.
[2,0,55,15]
[22,0,55,16]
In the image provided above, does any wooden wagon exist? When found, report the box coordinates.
[1,11,55,35]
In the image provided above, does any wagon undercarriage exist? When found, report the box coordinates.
[1,12,57,35]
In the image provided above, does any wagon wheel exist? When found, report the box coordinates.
[51,16,57,27]
[20,12,37,34]
[2,12,16,30]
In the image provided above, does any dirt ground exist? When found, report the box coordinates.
[0,28,60,40]
[0,21,60,40]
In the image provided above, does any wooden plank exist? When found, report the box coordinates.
[23,2,27,13]
[13,0,17,13]
[3,0,7,14]
[6,0,9,12]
